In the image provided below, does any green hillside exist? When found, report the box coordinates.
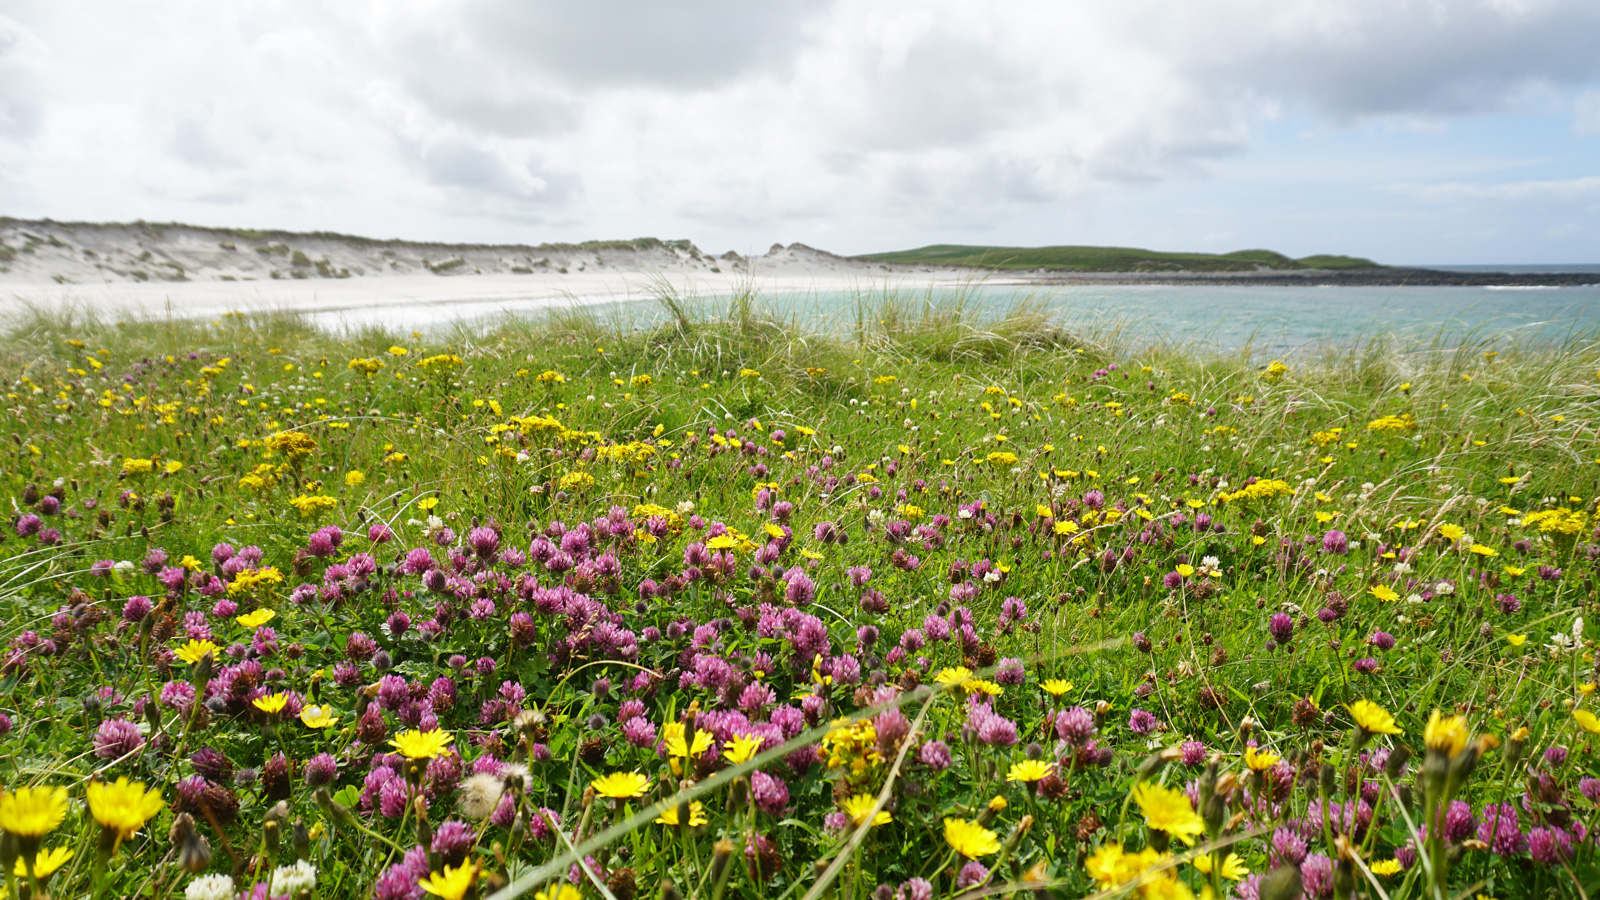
[854,243,1380,272]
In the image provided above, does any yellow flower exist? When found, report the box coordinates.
[723,734,763,765]
[390,729,454,760]
[966,679,1003,696]
[934,667,974,690]
[299,705,338,729]
[1424,710,1469,757]
[1007,759,1054,783]
[1132,781,1207,845]
[654,801,708,827]
[1506,633,1527,646]
[1243,746,1280,771]
[13,845,73,878]
[1438,523,1465,541]
[841,794,892,827]
[1085,843,1170,888]
[943,817,1001,858]
[252,693,289,715]
[1469,543,1498,557]
[0,785,70,838]
[418,862,479,900]
[236,608,276,628]
[1347,700,1402,736]
[1370,859,1403,876]
[1193,852,1249,880]
[174,639,219,664]
[662,722,714,759]
[535,887,582,900]
[1574,709,1600,734]
[1041,679,1073,697]
[1175,563,1195,578]
[591,772,650,800]
[1369,585,1399,602]
[86,777,164,846]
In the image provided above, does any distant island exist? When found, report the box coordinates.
[855,243,1378,272]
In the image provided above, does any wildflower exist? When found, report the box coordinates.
[655,801,708,827]
[535,887,581,900]
[418,862,478,900]
[87,776,165,848]
[1369,585,1399,602]
[1347,700,1402,736]
[1370,859,1402,876]
[1193,852,1249,880]
[252,693,289,715]
[12,845,72,878]
[174,639,219,664]
[1424,710,1468,758]
[1006,760,1053,783]
[0,784,70,843]
[185,874,237,900]
[663,722,714,759]
[1574,709,1600,734]
[1243,746,1280,771]
[841,794,891,827]
[300,705,338,729]
[1131,781,1206,845]
[236,608,275,628]
[1085,843,1170,889]
[1041,679,1073,698]
[723,733,763,765]
[1506,633,1526,646]
[591,772,650,799]
[943,817,1001,858]
[391,729,454,760]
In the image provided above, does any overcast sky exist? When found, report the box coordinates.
[3,1,1599,263]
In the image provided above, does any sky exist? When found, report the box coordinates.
[2,0,1599,264]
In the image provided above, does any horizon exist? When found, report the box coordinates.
[2,3,1599,264]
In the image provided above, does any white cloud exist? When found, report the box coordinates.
[1,0,1599,256]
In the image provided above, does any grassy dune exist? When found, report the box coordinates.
[0,288,1596,900]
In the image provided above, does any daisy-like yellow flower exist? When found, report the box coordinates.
[934,667,974,690]
[299,705,337,728]
[1193,852,1249,880]
[1574,709,1600,735]
[1131,781,1207,845]
[390,728,454,760]
[722,733,763,765]
[943,817,1001,858]
[86,777,165,848]
[591,772,650,800]
[418,862,479,900]
[1347,700,1402,736]
[12,846,73,879]
[966,679,1004,696]
[654,801,709,827]
[252,692,289,715]
[1243,746,1280,771]
[1006,759,1054,783]
[1040,679,1073,698]
[235,608,276,628]
[1370,859,1403,876]
[1469,543,1498,558]
[662,722,714,759]
[1369,584,1399,602]
[1085,843,1169,888]
[174,639,219,665]
[1424,710,1469,758]
[1438,523,1466,541]
[841,794,892,827]
[0,785,70,838]
[1506,634,1527,647]
[535,887,582,900]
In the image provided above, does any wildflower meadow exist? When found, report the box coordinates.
[2,294,1599,900]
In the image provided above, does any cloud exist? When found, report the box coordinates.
[1387,175,1600,204]
[1,0,1598,257]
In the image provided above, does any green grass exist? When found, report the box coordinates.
[855,243,1381,272]
[0,289,1595,900]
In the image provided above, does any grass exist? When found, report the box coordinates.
[854,244,1381,272]
[0,291,1596,900]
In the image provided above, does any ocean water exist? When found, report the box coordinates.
[739,282,1600,355]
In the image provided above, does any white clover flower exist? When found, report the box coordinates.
[866,510,887,528]
[185,874,236,900]
[270,860,317,896]
[1201,556,1220,568]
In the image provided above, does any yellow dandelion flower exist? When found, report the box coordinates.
[723,734,763,765]
[943,817,1001,858]
[1424,710,1469,757]
[1040,679,1073,697]
[1006,760,1054,783]
[418,862,479,900]
[86,777,165,845]
[1132,781,1207,845]
[0,785,70,838]
[841,794,892,827]
[1243,746,1280,771]
[591,772,650,800]
[251,693,289,715]
[1193,852,1249,880]
[390,729,454,760]
[654,801,708,827]
[174,639,219,664]
[1370,859,1403,876]
[1347,700,1402,736]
